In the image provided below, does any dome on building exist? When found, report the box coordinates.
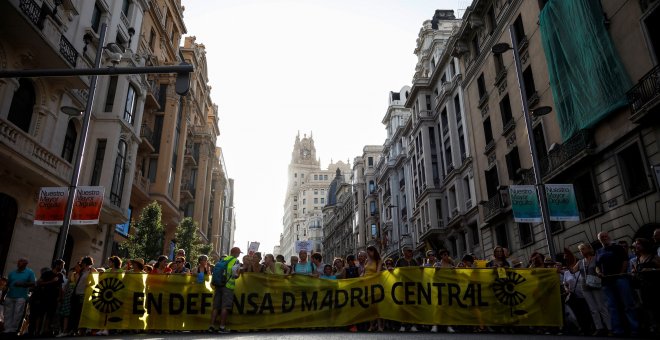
[326,168,343,206]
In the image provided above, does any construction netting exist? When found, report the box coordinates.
[539,0,631,141]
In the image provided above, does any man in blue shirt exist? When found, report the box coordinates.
[3,258,35,335]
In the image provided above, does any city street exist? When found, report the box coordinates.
[71,332,612,340]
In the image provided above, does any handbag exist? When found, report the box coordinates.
[583,259,602,289]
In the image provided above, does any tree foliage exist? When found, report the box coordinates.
[119,201,164,261]
[175,217,213,265]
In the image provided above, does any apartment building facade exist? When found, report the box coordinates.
[0,0,150,274]
[352,145,384,252]
[279,133,351,258]
[322,169,354,261]
[377,87,414,260]
[456,0,660,262]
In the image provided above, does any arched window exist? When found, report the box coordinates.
[61,120,77,163]
[110,140,127,206]
[369,180,375,193]
[7,78,36,133]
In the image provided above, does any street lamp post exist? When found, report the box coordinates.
[53,23,108,261]
[492,26,556,260]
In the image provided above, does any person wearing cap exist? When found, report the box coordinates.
[172,256,190,274]
[422,250,440,267]
[209,247,242,333]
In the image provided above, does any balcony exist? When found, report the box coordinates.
[501,119,515,136]
[539,129,595,181]
[484,140,495,154]
[180,182,195,200]
[0,118,72,185]
[139,124,155,152]
[628,64,660,123]
[132,169,150,198]
[145,80,161,109]
[10,0,79,68]
[478,93,489,109]
[480,190,510,223]
[184,147,198,166]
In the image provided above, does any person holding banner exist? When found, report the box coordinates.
[294,251,315,275]
[486,246,512,268]
[596,231,639,337]
[70,257,96,335]
[152,255,172,274]
[172,257,190,275]
[262,254,288,275]
[363,246,384,332]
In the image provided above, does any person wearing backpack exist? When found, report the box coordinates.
[209,247,242,333]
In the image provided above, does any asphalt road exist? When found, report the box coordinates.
[65,331,616,340]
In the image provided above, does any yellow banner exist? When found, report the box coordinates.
[80,268,562,330]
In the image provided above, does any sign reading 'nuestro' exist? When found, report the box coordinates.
[509,185,542,223]
[34,186,105,225]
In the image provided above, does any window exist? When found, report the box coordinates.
[483,117,494,144]
[303,198,306,204]
[513,15,526,45]
[293,205,297,210]
[471,35,480,57]
[464,176,472,200]
[618,143,651,198]
[368,157,374,167]
[61,121,77,163]
[370,201,377,215]
[425,94,432,111]
[153,115,163,153]
[477,73,487,99]
[500,94,513,127]
[320,198,325,204]
[149,29,156,51]
[121,0,130,17]
[458,128,466,161]
[485,167,499,198]
[505,146,522,180]
[147,157,158,183]
[124,84,137,124]
[7,78,35,133]
[314,198,318,204]
[91,3,103,33]
[371,224,378,238]
[369,181,375,193]
[494,53,505,75]
[314,189,318,195]
[454,94,461,123]
[470,223,479,245]
[523,66,536,100]
[441,108,448,133]
[573,171,600,219]
[494,224,509,249]
[314,174,318,180]
[518,223,533,246]
[104,76,118,112]
[487,6,497,34]
[184,202,194,218]
[533,124,548,160]
[157,84,167,111]
[301,173,305,178]
[110,140,128,206]
[90,139,107,186]
[324,175,328,180]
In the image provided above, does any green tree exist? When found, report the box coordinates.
[175,217,213,265]
[119,201,165,261]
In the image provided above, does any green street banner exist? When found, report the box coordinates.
[544,184,579,221]
[79,268,562,330]
[509,185,542,223]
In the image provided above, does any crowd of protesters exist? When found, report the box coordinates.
[1,228,659,337]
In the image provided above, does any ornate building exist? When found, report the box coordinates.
[352,145,384,252]
[322,169,354,261]
[278,133,350,258]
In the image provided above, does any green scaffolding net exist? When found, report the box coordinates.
[539,0,631,141]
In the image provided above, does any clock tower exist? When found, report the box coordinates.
[291,132,319,166]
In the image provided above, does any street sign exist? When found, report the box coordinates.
[544,184,579,221]
[509,185,542,223]
[34,186,105,225]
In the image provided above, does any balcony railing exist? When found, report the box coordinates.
[19,0,42,27]
[140,124,154,148]
[133,169,150,194]
[539,129,594,179]
[20,0,78,67]
[627,64,660,122]
[1,118,72,183]
[481,190,509,222]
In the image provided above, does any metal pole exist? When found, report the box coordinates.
[53,23,107,261]
[508,25,556,260]
[0,64,193,78]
